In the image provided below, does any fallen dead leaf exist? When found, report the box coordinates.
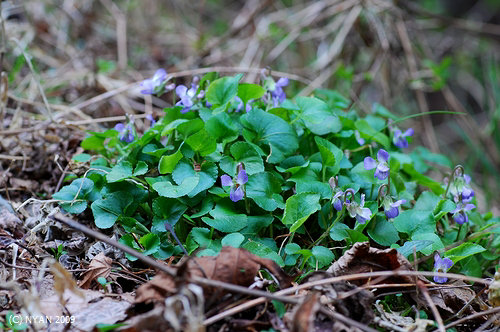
[79,252,113,289]
[289,292,320,332]
[51,261,84,305]
[300,271,374,325]
[326,242,481,319]
[135,246,294,303]
[488,269,500,307]
[326,242,423,285]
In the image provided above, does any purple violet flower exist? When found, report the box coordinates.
[446,172,475,203]
[271,77,289,107]
[364,149,390,180]
[450,200,475,225]
[146,114,156,127]
[345,194,372,224]
[114,122,135,143]
[329,177,344,211]
[220,168,248,202]
[140,69,167,95]
[433,253,453,283]
[354,130,365,146]
[175,84,197,113]
[332,191,344,211]
[234,96,253,112]
[382,196,406,219]
[393,128,414,148]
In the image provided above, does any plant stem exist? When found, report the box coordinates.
[455,224,463,241]
[310,208,344,248]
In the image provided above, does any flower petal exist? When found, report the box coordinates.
[230,187,244,202]
[220,175,233,187]
[374,168,389,180]
[464,203,475,211]
[364,157,377,170]
[385,206,400,219]
[333,199,343,211]
[153,68,167,81]
[433,275,448,283]
[391,199,406,208]
[175,85,188,98]
[453,212,468,224]
[237,169,248,185]
[443,257,453,269]
[434,253,442,267]
[403,128,414,137]
[377,149,390,163]
[114,123,125,131]
[276,77,289,87]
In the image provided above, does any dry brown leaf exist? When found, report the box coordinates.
[51,261,84,306]
[301,271,374,324]
[327,242,427,285]
[135,246,294,303]
[427,280,478,316]
[488,269,500,307]
[290,293,320,332]
[79,252,113,289]
[326,242,480,318]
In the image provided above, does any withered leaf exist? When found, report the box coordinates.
[326,242,426,285]
[51,262,84,305]
[135,247,294,303]
[79,252,113,289]
[290,292,320,332]
[326,242,480,318]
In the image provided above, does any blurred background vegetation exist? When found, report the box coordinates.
[1,0,499,212]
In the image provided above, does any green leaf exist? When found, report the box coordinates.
[434,199,456,220]
[133,161,148,176]
[201,203,248,232]
[221,233,245,248]
[72,153,91,162]
[189,228,212,248]
[367,216,400,246]
[311,246,335,268]
[296,97,341,135]
[282,193,321,232]
[444,243,486,264]
[153,177,200,198]
[373,103,398,120]
[53,178,96,214]
[355,119,389,148]
[151,197,188,232]
[275,155,309,174]
[238,83,265,105]
[329,222,350,241]
[402,164,445,195]
[219,142,264,175]
[91,192,132,229]
[397,240,434,258]
[295,181,332,199]
[411,233,444,255]
[246,172,284,211]
[393,191,440,236]
[206,75,241,106]
[314,136,343,174]
[81,135,105,151]
[172,161,218,197]
[185,130,217,156]
[241,108,298,163]
[242,241,284,266]
[205,112,239,143]
[140,233,161,256]
[106,161,133,183]
[159,148,183,174]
